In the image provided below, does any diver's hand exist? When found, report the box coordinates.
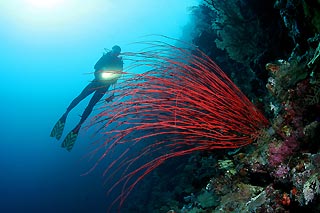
[105,94,115,102]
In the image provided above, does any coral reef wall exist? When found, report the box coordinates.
[122,0,320,212]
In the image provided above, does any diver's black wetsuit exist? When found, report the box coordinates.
[50,45,123,151]
[63,51,123,131]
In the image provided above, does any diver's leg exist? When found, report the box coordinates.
[51,82,95,140]
[77,85,110,127]
[63,82,96,117]
[61,85,110,151]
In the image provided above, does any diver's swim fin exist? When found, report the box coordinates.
[50,116,66,140]
[61,127,79,151]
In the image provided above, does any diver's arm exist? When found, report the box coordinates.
[105,82,117,102]
[105,73,122,103]
[105,93,115,102]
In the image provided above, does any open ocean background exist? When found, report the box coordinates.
[0,1,198,212]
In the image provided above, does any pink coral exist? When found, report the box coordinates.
[268,134,299,166]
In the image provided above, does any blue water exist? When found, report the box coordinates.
[0,1,198,212]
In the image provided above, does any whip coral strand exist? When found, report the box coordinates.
[87,38,269,210]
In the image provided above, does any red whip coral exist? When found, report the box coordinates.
[88,39,269,209]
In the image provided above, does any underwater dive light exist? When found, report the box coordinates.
[100,70,122,81]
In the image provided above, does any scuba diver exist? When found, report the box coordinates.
[50,45,123,151]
